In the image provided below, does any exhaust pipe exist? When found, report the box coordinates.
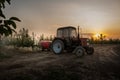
[78,26,80,39]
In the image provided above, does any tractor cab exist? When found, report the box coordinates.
[57,26,77,39]
[56,26,92,47]
[56,26,80,47]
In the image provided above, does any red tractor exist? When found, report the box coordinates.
[51,26,94,57]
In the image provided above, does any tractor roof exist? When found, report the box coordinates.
[57,26,76,30]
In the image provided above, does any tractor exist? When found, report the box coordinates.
[51,26,94,57]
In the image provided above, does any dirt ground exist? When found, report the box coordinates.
[0,44,120,80]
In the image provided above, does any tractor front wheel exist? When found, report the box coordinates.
[51,39,64,54]
[86,47,94,55]
[75,47,85,57]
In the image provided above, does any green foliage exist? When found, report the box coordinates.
[39,34,44,41]
[0,0,11,18]
[49,35,53,41]
[9,28,34,47]
[16,37,34,47]
[0,0,21,36]
[39,34,54,41]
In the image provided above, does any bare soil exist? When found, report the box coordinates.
[0,44,120,80]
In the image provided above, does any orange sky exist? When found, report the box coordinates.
[4,0,120,39]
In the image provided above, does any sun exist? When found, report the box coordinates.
[93,33,107,40]
[94,33,100,38]
[95,33,100,37]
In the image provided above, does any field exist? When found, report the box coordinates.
[0,44,120,80]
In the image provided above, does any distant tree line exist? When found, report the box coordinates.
[1,30,120,47]
[0,28,54,49]
[39,34,54,41]
[90,38,120,44]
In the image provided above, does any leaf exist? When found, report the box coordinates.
[3,25,12,36]
[4,30,10,36]
[10,21,17,29]
[11,28,16,33]
[0,20,2,23]
[0,24,16,36]
[4,20,8,25]
[0,25,4,35]
[0,0,11,8]
[0,25,8,36]
[2,2,5,8]
[0,4,1,8]
[0,0,5,8]
[6,0,11,4]
[0,9,5,18]
[6,25,12,34]
[9,17,21,22]
[4,20,17,29]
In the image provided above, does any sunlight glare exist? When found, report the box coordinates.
[94,33,100,38]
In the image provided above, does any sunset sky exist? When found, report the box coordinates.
[4,0,120,39]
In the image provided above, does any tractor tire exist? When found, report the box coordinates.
[51,39,64,54]
[75,47,85,57]
[86,47,94,55]
[41,47,44,51]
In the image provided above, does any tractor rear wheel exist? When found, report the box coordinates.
[51,39,64,54]
[75,47,85,57]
